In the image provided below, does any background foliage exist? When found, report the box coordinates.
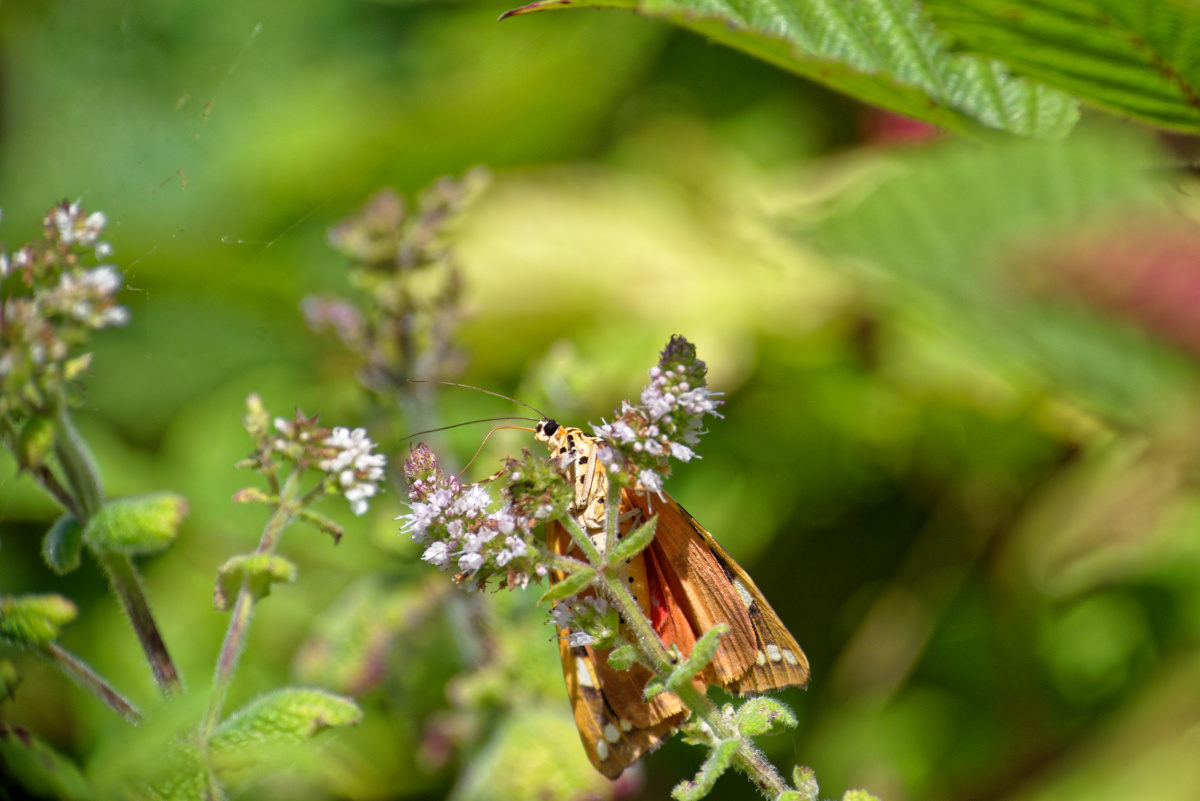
[5,0,1200,799]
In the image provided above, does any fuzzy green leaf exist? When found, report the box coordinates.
[644,677,666,700]
[927,0,1200,134]
[538,568,596,604]
[214,554,298,611]
[842,792,883,801]
[736,696,798,736]
[606,644,640,671]
[0,724,90,801]
[777,793,802,801]
[666,623,728,693]
[210,688,361,755]
[671,738,738,801]
[42,514,85,575]
[607,515,657,565]
[0,595,77,647]
[84,493,189,555]
[502,0,1077,139]
[231,487,274,505]
[794,765,820,801]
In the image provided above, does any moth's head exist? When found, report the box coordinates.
[533,418,560,446]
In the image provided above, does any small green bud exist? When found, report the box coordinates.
[214,554,298,611]
[736,697,798,737]
[16,415,56,469]
[793,766,819,801]
[0,595,78,647]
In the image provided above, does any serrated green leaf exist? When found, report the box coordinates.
[0,723,90,800]
[210,688,362,754]
[794,765,819,801]
[671,738,739,801]
[666,623,728,693]
[503,0,1078,139]
[84,493,189,555]
[538,568,596,604]
[42,514,84,575]
[927,0,1200,133]
[607,515,656,565]
[214,554,298,611]
[0,595,77,647]
[736,696,798,736]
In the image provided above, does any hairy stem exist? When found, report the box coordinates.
[203,472,300,739]
[52,402,182,695]
[94,550,182,694]
[43,642,143,724]
[567,485,794,799]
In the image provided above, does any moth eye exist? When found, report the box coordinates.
[543,420,559,436]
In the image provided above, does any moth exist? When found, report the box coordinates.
[534,417,809,778]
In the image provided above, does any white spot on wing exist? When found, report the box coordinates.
[755,650,766,666]
[576,656,596,688]
[596,740,610,761]
[766,644,782,662]
[619,719,632,731]
[782,648,799,666]
[733,578,754,609]
[604,723,621,743]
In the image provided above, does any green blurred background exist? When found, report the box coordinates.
[5,1,1200,800]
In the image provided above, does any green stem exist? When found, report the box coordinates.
[42,642,143,725]
[93,550,182,694]
[51,401,182,695]
[576,485,794,800]
[51,403,103,517]
[202,473,300,740]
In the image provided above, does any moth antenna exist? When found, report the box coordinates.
[456,424,536,481]
[408,379,548,419]
[401,417,538,442]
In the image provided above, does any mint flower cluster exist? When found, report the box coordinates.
[400,444,548,590]
[0,202,127,403]
[239,398,387,519]
[592,335,724,495]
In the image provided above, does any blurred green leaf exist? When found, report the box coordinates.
[210,688,362,754]
[0,724,90,801]
[42,514,84,575]
[813,127,1192,425]
[0,594,77,647]
[84,493,189,555]
[449,704,614,801]
[928,0,1200,133]
[16,414,56,470]
[504,0,1078,138]
[0,659,19,702]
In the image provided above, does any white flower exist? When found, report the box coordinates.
[569,631,595,648]
[422,541,450,567]
[669,442,696,462]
